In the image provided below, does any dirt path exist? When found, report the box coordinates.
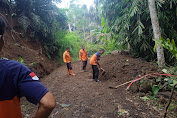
[22,53,161,118]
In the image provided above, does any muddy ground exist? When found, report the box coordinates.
[21,53,170,118]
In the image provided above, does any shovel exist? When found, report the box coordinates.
[100,68,105,76]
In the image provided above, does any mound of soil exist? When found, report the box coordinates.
[99,53,158,91]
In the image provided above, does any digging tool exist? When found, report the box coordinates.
[100,68,105,76]
[109,80,133,89]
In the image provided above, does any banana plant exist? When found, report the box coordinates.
[91,17,111,42]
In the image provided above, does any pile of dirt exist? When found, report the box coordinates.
[100,52,157,84]
[98,52,163,93]
[99,52,177,117]
[0,28,59,78]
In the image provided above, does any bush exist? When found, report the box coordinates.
[54,31,100,63]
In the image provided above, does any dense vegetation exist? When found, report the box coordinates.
[0,0,66,60]
[0,0,177,65]
[94,0,177,65]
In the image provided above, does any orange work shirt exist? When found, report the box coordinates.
[79,49,88,61]
[0,96,22,118]
[63,51,71,63]
[90,52,101,65]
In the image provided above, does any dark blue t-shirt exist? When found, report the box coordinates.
[0,59,48,105]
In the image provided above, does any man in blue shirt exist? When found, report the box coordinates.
[0,16,56,118]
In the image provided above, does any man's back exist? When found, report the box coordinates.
[79,49,88,61]
[0,59,48,118]
[90,52,101,65]
[0,16,55,118]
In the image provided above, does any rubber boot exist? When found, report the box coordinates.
[70,70,76,76]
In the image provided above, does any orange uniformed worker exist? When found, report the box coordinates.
[79,45,88,72]
[63,47,76,76]
[90,49,105,82]
[0,16,56,118]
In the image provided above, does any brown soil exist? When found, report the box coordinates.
[21,53,163,118]
[0,29,59,78]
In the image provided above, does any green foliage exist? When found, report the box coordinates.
[92,16,127,54]
[162,67,177,89]
[140,96,149,101]
[0,0,68,60]
[100,39,126,54]
[54,31,99,63]
[150,85,161,99]
[154,38,177,59]
[18,56,24,65]
[33,62,36,66]
[18,14,30,32]
[150,67,177,99]
[95,0,177,63]
[67,3,101,42]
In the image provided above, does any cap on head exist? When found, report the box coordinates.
[100,49,105,54]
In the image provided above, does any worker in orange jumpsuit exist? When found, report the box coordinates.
[90,49,105,82]
[79,45,88,72]
[63,47,76,76]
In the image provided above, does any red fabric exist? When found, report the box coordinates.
[29,72,36,77]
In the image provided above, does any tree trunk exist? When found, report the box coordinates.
[68,23,72,32]
[82,27,86,39]
[148,0,165,67]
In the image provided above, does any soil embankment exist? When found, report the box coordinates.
[0,29,58,78]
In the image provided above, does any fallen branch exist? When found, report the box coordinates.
[163,83,177,118]
[109,80,132,89]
